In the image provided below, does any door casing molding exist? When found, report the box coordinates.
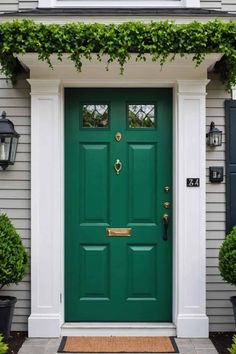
[20,53,222,338]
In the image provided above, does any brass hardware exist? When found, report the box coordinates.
[163,214,169,241]
[164,186,171,192]
[114,159,122,175]
[163,202,171,209]
[106,228,132,237]
[115,132,122,142]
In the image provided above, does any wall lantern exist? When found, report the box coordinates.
[0,111,20,170]
[206,121,222,147]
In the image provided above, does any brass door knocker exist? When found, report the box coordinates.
[114,159,122,175]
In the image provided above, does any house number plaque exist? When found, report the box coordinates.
[186,178,200,187]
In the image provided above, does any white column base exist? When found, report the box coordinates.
[28,314,62,337]
[177,315,209,338]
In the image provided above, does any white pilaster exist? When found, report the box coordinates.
[28,79,64,337]
[174,80,209,338]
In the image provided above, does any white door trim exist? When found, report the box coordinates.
[21,53,222,338]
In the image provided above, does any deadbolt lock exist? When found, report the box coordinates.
[164,186,171,192]
[163,202,171,209]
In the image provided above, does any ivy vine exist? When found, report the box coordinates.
[0,19,236,89]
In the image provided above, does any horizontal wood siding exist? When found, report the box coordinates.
[2,0,236,12]
[18,0,38,10]
[206,79,236,332]
[222,0,236,12]
[0,72,31,332]
[0,0,18,12]
[200,0,222,9]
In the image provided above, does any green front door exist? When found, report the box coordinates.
[65,88,172,322]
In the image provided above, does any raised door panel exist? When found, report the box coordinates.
[128,144,157,224]
[79,144,110,224]
[127,245,157,300]
[79,245,110,299]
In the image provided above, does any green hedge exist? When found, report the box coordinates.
[0,213,28,289]
[219,226,236,287]
[1,19,236,89]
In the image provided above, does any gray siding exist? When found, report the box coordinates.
[18,0,37,10]
[0,0,18,12]
[1,0,236,13]
[0,73,31,332]
[200,0,222,9]
[222,0,236,12]
[206,79,236,332]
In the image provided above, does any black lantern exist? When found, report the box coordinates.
[0,111,20,170]
[207,121,222,147]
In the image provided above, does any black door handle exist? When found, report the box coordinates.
[163,214,169,241]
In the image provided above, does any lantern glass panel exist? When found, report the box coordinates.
[209,132,222,146]
[0,137,11,161]
[10,137,18,163]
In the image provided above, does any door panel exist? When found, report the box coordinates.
[65,88,172,322]
[127,245,157,299]
[80,245,110,299]
[80,144,109,223]
[128,144,156,222]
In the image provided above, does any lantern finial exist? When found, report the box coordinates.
[1,111,6,119]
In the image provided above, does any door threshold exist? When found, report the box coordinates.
[61,322,176,337]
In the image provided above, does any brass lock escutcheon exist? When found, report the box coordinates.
[163,202,171,209]
[115,132,122,142]
[114,159,122,175]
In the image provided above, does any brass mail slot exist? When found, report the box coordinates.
[106,228,132,237]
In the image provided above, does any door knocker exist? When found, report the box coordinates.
[114,159,122,175]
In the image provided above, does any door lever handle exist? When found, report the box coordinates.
[163,214,169,241]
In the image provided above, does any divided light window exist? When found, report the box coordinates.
[38,0,200,9]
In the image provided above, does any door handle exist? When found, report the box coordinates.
[163,214,169,241]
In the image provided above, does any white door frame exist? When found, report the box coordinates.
[18,53,222,338]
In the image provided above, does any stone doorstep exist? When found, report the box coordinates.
[18,337,218,354]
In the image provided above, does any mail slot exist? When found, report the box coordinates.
[106,228,132,237]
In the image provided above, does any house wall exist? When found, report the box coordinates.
[0,77,235,333]
[200,0,221,9]
[0,0,235,10]
[0,0,236,333]
[0,72,31,331]
[222,0,236,12]
[206,79,235,331]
